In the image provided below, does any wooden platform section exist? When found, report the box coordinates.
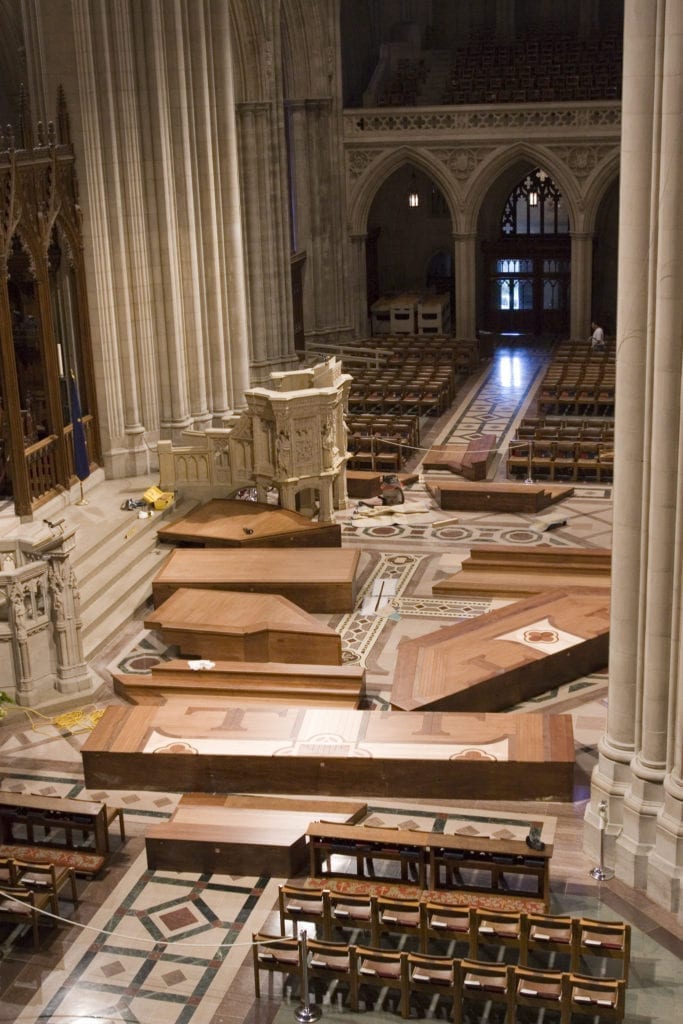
[433,544,610,597]
[145,794,366,875]
[347,470,419,499]
[426,480,574,513]
[423,435,496,481]
[144,588,343,664]
[81,703,575,802]
[391,587,609,713]
[113,659,365,707]
[152,547,361,613]
[157,498,341,548]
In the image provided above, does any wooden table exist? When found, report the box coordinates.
[307,821,429,888]
[0,791,111,857]
[306,814,555,906]
[152,547,361,613]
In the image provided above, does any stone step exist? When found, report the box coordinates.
[81,542,171,660]
[75,496,197,660]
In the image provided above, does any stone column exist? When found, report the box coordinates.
[620,0,683,902]
[569,232,593,341]
[453,233,477,339]
[69,0,152,476]
[585,0,657,867]
[288,97,351,347]
[238,100,297,381]
[348,233,370,337]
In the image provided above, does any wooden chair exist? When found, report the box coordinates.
[307,937,358,1007]
[571,917,631,982]
[12,859,78,912]
[524,911,573,967]
[0,856,14,885]
[461,958,515,1024]
[514,964,570,1022]
[328,890,378,946]
[0,884,56,948]
[420,900,475,956]
[567,972,626,1021]
[351,944,410,1018]
[407,951,462,1022]
[373,896,422,948]
[470,908,527,963]
[251,931,302,998]
[278,884,331,939]
[553,439,577,481]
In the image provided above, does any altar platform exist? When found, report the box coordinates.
[151,547,360,612]
[113,658,365,707]
[391,587,609,713]
[144,588,343,663]
[157,498,341,548]
[81,703,575,801]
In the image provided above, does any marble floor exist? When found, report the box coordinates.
[0,339,681,1024]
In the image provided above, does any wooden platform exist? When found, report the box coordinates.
[143,588,343,664]
[423,435,496,481]
[347,470,419,499]
[157,498,341,548]
[81,703,575,801]
[145,794,366,875]
[426,480,574,513]
[433,545,611,597]
[152,547,361,613]
[113,659,366,707]
[391,587,609,713]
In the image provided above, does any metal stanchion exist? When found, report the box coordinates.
[589,799,614,881]
[294,930,322,1023]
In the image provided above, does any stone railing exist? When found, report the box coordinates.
[343,101,621,140]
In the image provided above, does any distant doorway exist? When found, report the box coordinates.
[483,169,570,336]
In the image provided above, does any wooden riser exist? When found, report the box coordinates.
[82,705,575,802]
[392,587,609,713]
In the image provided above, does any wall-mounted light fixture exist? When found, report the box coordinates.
[408,174,419,208]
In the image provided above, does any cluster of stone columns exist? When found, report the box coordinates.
[585,0,683,914]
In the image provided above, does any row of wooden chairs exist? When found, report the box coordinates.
[349,378,453,418]
[517,418,615,441]
[347,414,419,473]
[277,887,631,981]
[0,855,79,947]
[507,439,614,482]
[253,931,627,1022]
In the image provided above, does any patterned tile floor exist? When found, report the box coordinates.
[0,339,681,1024]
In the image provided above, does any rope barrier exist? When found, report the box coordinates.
[0,886,264,949]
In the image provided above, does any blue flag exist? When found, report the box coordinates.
[69,373,90,482]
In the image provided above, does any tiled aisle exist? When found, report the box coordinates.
[0,340,681,1024]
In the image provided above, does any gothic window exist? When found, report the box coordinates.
[501,169,569,236]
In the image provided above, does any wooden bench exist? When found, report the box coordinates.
[0,843,106,878]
